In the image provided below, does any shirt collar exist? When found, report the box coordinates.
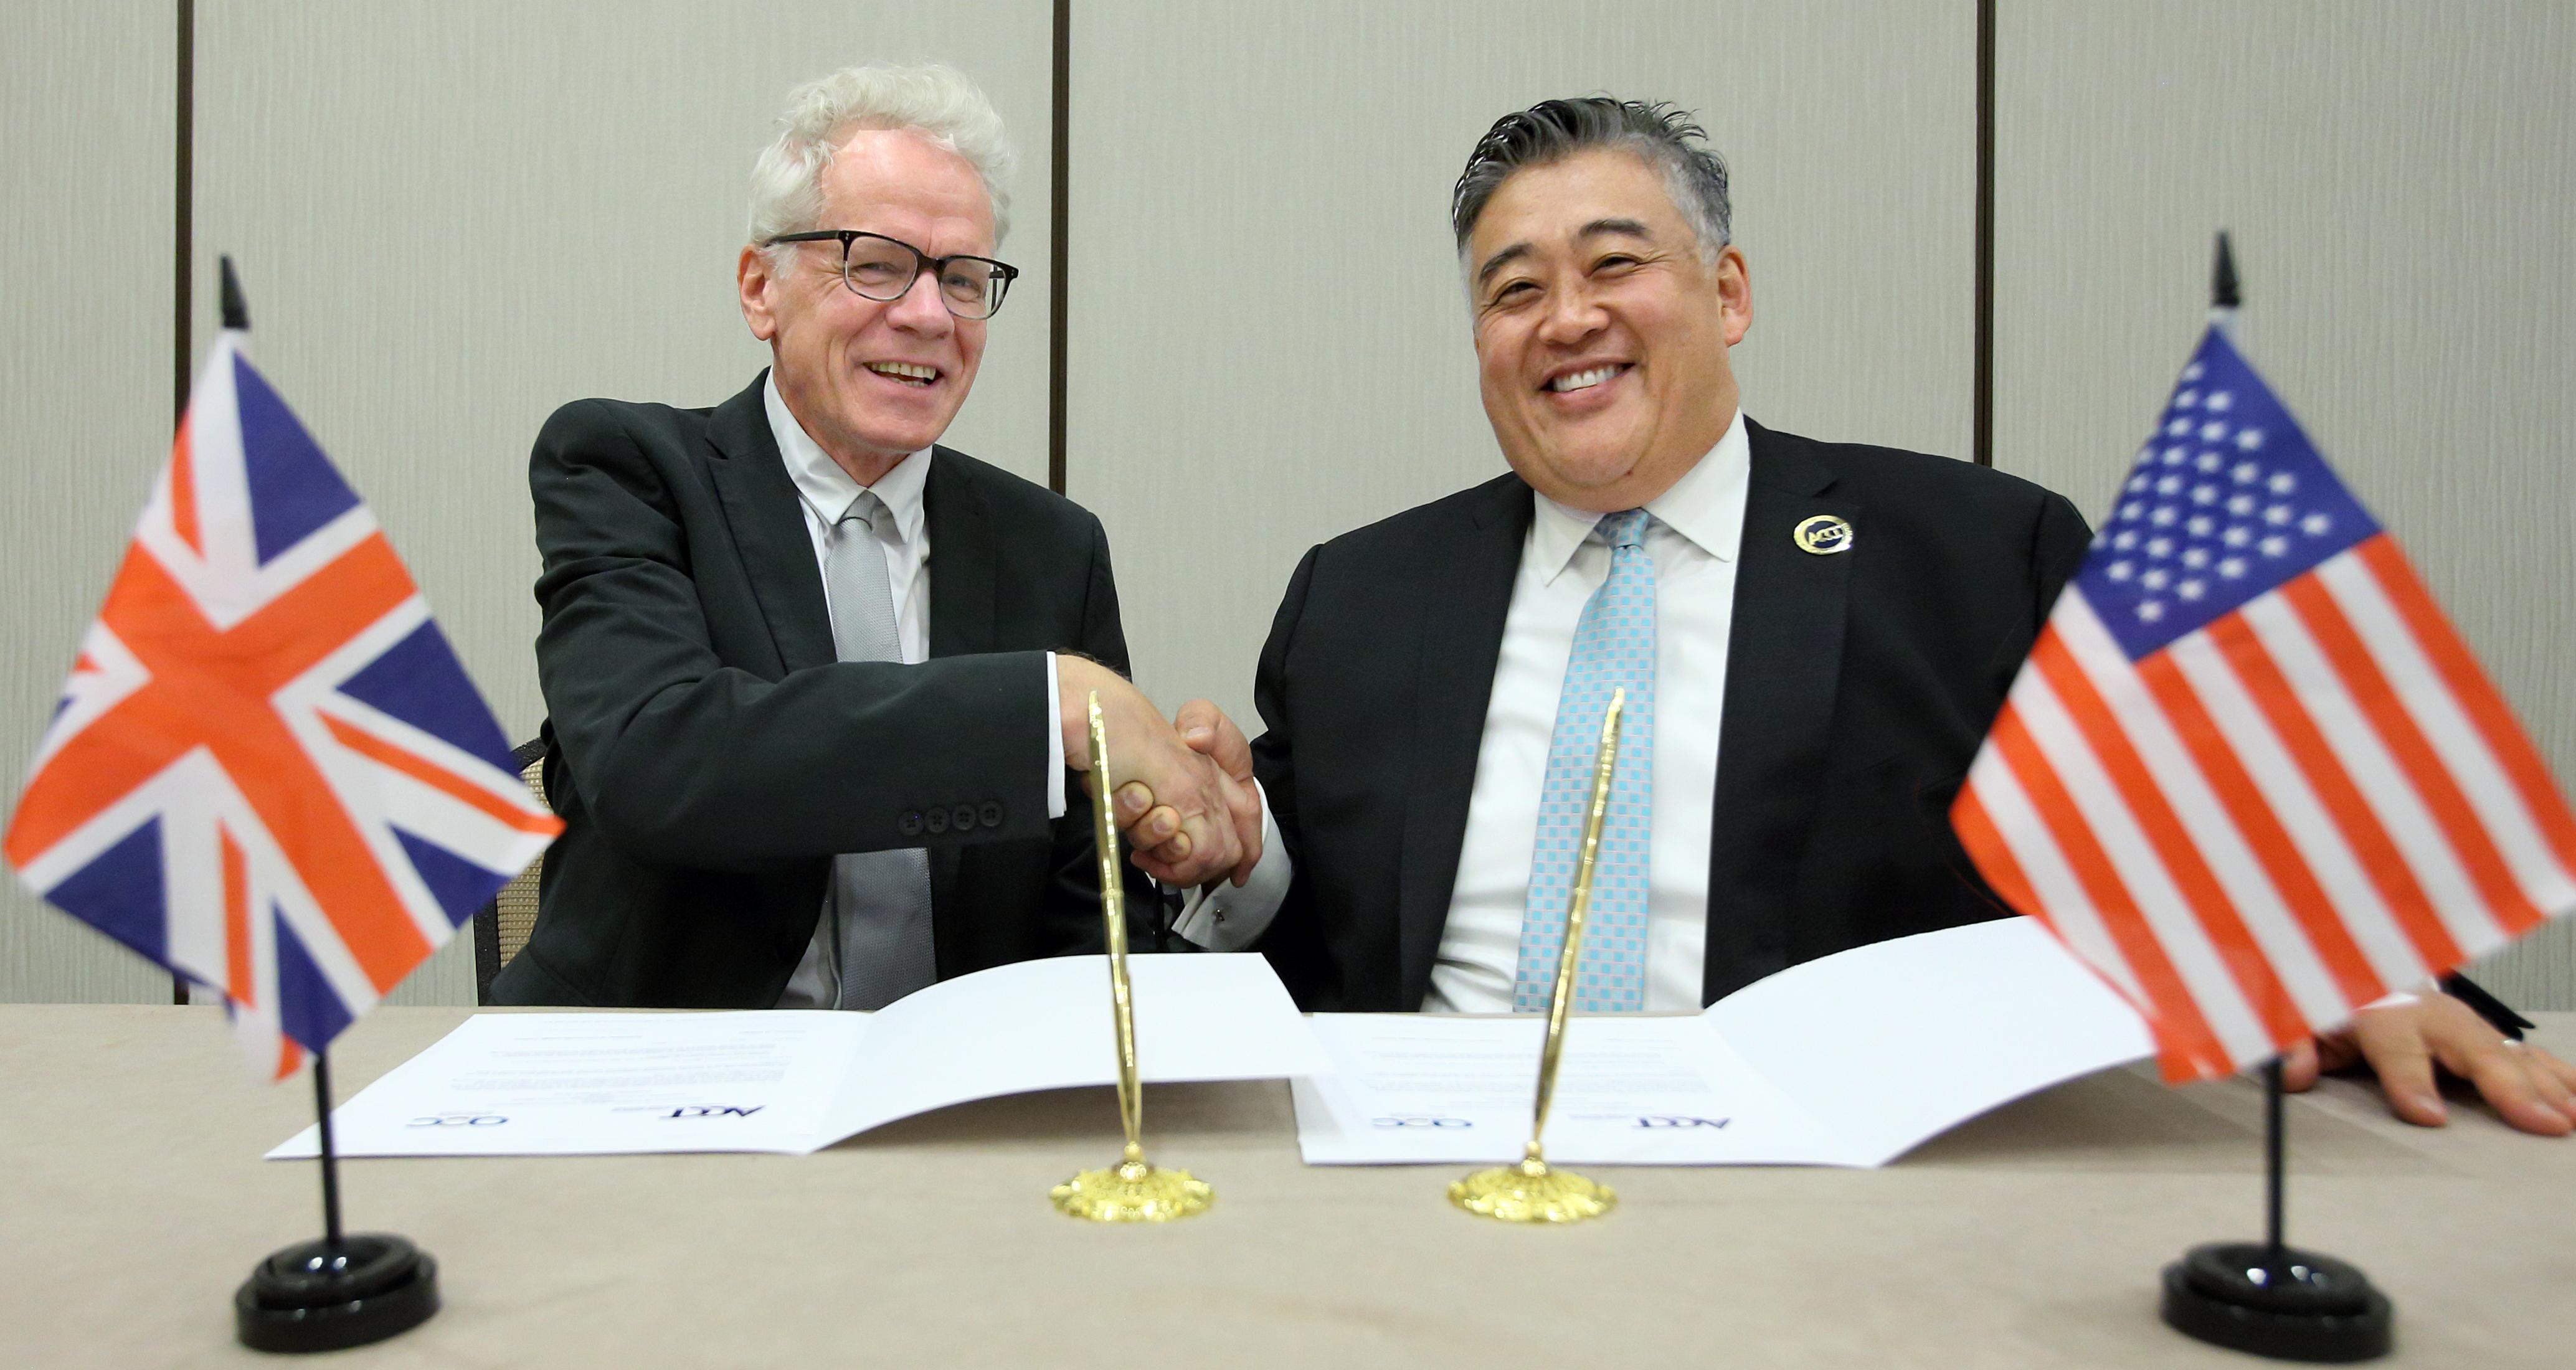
[764,371,930,546]
[1528,406,1751,583]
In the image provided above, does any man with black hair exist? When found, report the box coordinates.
[1139,97,2576,1136]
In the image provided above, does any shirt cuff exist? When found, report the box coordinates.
[1043,652,1066,821]
[1171,783,1289,952]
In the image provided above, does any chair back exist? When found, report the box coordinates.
[472,739,552,1004]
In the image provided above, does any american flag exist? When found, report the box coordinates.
[1954,326,2576,1083]
[4,332,559,1079]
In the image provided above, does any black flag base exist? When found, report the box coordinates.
[234,1232,438,1353]
[2161,1241,2391,1363]
[234,1050,437,1352]
[2159,1057,2392,1361]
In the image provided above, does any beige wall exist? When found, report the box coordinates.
[0,1,181,1004]
[1067,0,1977,735]
[1993,1,2576,1007]
[7,4,2572,1010]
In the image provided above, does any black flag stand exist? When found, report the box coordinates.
[2159,1059,2392,1362]
[2155,234,2392,1366]
[235,1049,439,1351]
[212,257,440,1354]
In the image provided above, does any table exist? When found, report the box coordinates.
[6,1005,2572,1368]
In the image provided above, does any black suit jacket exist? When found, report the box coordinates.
[493,372,1143,1008]
[1247,420,2093,1011]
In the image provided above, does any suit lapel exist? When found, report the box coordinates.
[706,372,838,674]
[1396,476,1533,1008]
[1702,422,1857,1001]
[923,448,999,658]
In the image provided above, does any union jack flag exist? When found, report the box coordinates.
[1954,325,2576,1083]
[4,331,559,1079]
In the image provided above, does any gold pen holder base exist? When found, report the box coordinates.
[1449,1156,1616,1224]
[1051,1158,1213,1223]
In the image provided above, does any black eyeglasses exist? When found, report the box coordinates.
[765,230,1019,320]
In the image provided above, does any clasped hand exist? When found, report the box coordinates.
[1057,659,1261,889]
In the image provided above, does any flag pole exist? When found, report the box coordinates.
[219,253,249,331]
[209,256,440,1353]
[163,263,248,1011]
[2157,234,2391,1363]
[2218,227,2293,1270]
[2266,1056,2287,1257]
[2210,230,2241,316]
[2263,1055,2286,1257]
[312,1049,345,1251]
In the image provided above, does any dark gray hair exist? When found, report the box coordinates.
[1450,97,1731,263]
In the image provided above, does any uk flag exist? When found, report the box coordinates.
[4,330,559,1079]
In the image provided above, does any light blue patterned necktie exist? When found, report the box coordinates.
[1513,508,1655,1013]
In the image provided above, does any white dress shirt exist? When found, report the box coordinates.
[762,376,1064,1008]
[1177,409,1751,1013]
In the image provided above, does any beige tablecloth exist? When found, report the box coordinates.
[4,1004,2570,1368]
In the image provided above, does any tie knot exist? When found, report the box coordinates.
[1594,509,1651,550]
[837,490,889,537]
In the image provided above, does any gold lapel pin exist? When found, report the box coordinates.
[1793,514,1854,555]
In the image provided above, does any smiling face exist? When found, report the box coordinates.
[737,128,993,484]
[1466,147,1751,512]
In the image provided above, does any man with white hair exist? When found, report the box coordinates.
[495,64,1252,1010]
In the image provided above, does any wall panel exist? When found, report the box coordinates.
[1067,0,1978,732]
[1995,2,2576,1005]
[0,2,181,1004]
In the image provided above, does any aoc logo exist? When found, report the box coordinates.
[664,1105,765,1119]
[1634,1115,1729,1130]
[407,1113,507,1127]
[1371,1116,1472,1129]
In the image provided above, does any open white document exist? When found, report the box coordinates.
[1292,917,2154,1167]
[271,952,1327,1158]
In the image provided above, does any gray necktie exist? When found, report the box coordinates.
[823,490,936,1010]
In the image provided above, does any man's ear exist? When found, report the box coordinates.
[1717,243,1752,347]
[737,244,779,342]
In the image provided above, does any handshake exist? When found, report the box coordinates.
[1056,658,1262,889]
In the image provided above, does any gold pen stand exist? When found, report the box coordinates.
[1051,1145,1214,1223]
[1449,1145,1616,1224]
[1052,692,1213,1222]
[1450,689,1628,1226]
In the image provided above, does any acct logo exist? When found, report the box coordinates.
[406,1113,506,1127]
[663,1105,764,1119]
[1633,1115,1728,1130]
[1370,1116,1472,1129]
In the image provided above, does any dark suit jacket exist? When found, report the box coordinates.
[493,372,1143,1008]
[1246,420,2093,1011]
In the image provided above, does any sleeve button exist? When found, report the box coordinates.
[897,810,925,838]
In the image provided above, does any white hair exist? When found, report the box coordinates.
[747,63,1017,271]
